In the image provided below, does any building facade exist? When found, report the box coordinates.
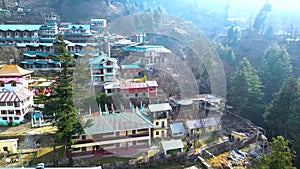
[89,54,119,85]
[71,112,153,158]
[147,103,172,138]
[0,65,34,125]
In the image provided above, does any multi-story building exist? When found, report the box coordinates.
[90,19,106,31]
[63,25,94,43]
[147,103,172,138]
[120,81,158,98]
[0,25,40,44]
[89,54,119,85]
[71,112,154,158]
[120,64,140,78]
[123,45,171,67]
[0,65,34,125]
[38,21,58,43]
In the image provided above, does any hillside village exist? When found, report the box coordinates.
[0,12,271,168]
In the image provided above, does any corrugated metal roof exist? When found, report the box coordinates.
[186,118,219,130]
[121,82,147,89]
[161,139,184,151]
[0,65,33,76]
[68,24,91,30]
[83,112,154,135]
[145,81,158,87]
[0,25,42,31]
[148,103,172,112]
[170,122,186,135]
[0,87,32,102]
[121,64,140,69]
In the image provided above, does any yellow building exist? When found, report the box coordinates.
[186,118,221,136]
[0,138,18,154]
[148,103,172,138]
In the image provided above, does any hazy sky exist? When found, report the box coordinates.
[227,0,299,13]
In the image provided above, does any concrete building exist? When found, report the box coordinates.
[147,103,172,138]
[0,138,18,154]
[186,117,221,136]
[0,65,34,125]
[71,112,154,158]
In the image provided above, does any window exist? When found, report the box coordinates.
[14,117,19,120]
[81,147,86,152]
[14,102,20,107]
[11,81,16,87]
[0,81,4,87]
[0,102,5,106]
[8,110,14,114]
[2,117,7,120]
[3,146,8,151]
[135,93,138,97]
[71,136,80,139]
[156,122,159,126]
[1,110,6,114]
[137,128,148,132]
[7,102,13,106]
[15,110,20,115]
[156,131,159,136]
[82,135,86,140]
[73,148,80,151]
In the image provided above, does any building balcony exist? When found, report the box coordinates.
[92,132,149,143]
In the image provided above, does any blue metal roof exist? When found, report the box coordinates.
[68,24,90,30]
[35,61,48,65]
[89,55,117,65]
[0,25,42,31]
[170,122,186,135]
[48,60,60,64]
[21,61,34,64]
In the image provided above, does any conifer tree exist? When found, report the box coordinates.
[42,35,92,166]
[228,58,264,125]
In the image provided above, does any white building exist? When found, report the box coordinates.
[0,65,34,125]
[89,54,119,85]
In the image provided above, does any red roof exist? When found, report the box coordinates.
[121,82,147,89]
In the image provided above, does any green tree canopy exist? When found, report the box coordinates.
[255,136,295,169]
[264,77,300,167]
[228,57,264,125]
[42,36,92,166]
[259,44,292,103]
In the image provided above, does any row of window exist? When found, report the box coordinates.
[0,81,17,87]
[72,140,149,152]
[1,110,23,115]
[1,116,20,121]
[0,32,37,36]
[0,102,20,107]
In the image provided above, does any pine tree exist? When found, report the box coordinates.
[42,36,92,166]
[255,136,295,169]
[228,58,264,125]
[264,77,300,168]
[259,44,292,104]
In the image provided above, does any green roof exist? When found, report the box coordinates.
[20,61,34,64]
[89,55,117,65]
[83,112,154,135]
[0,25,42,31]
[35,61,48,65]
[23,51,50,57]
[121,64,140,69]
[68,24,90,30]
